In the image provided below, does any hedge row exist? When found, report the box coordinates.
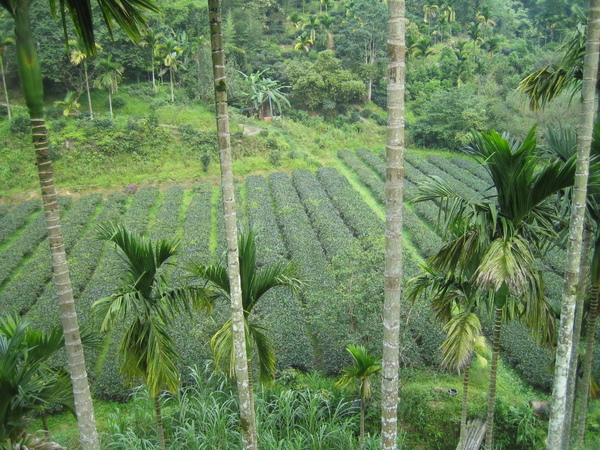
[356,147,386,179]
[404,152,482,202]
[0,210,48,287]
[338,149,386,204]
[270,172,353,373]
[316,167,383,247]
[26,193,126,331]
[292,169,360,261]
[148,185,184,241]
[0,199,41,245]
[246,175,288,262]
[403,206,443,259]
[450,157,492,184]
[246,174,314,372]
[0,204,9,220]
[168,183,215,384]
[0,197,72,315]
[426,154,491,195]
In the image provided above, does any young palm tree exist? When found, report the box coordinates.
[54,91,81,117]
[406,267,488,449]
[139,28,165,92]
[239,70,290,119]
[93,55,123,120]
[187,230,302,383]
[92,223,214,450]
[69,38,102,119]
[336,345,381,450]
[207,1,257,446]
[0,315,73,448]
[158,37,183,103]
[413,127,576,449]
[381,1,405,449]
[294,31,314,53]
[0,1,158,448]
[0,33,14,120]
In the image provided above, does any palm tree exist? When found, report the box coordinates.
[336,345,382,450]
[0,33,14,120]
[54,91,81,117]
[0,315,74,448]
[381,0,405,449]
[158,37,183,103]
[139,28,165,92]
[288,11,304,30]
[92,223,213,450]
[0,1,158,448]
[69,38,102,119]
[319,13,335,50]
[406,267,488,450]
[207,1,257,447]
[239,70,290,119]
[413,128,576,449]
[517,16,585,111]
[294,31,314,53]
[303,14,319,43]
[93,55,123,120]
[188,230,301,383]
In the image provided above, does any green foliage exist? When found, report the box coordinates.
[9,116,30,135]
[287,52,365,110]
[411,85,490,151]
[0,199,41,245]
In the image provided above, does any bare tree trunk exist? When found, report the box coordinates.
[458,364,470,450]
[207,1,258,448]
[547,1,600,447]
[577,276,600,445]
[83,61,93,119]
[13,6,99,449]
[1,56,10,120]
[108,90,113,120]
[562,224,593,448]
[360,398,366,450]
[155,396,166,450]
[484,307,502,450]
[381,1,405,449]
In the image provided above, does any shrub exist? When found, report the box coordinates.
[10,116,30,134]
[111,96,126,110]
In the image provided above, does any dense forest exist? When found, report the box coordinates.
[1,0,599,449]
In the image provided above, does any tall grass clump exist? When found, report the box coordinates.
[103,364,386,449]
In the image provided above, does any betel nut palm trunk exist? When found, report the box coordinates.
[381,1,405,449]
[11,3,99,449]
[207,1,258,448]
[548,0,600,447]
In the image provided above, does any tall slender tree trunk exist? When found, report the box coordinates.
[484,307,503,450]
[108,90,113,120]
[12,6,99,450]
[458,364,470,450]
[207,1,258,448]
[151,48,156,91]
[562,224,593,448]
[155,396,166,450]
[1,56,10,120]
[577,246,600,446]
[381,1,405,449]
[170,67,175,102]
[83,61,93,119]
[360,397,366,450]
[548,1,600,447]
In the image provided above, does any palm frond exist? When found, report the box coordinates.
[439,311,483,374]
[248,323,276,383]
[52,0,159,56]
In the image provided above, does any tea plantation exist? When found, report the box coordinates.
[1,148,598,405]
